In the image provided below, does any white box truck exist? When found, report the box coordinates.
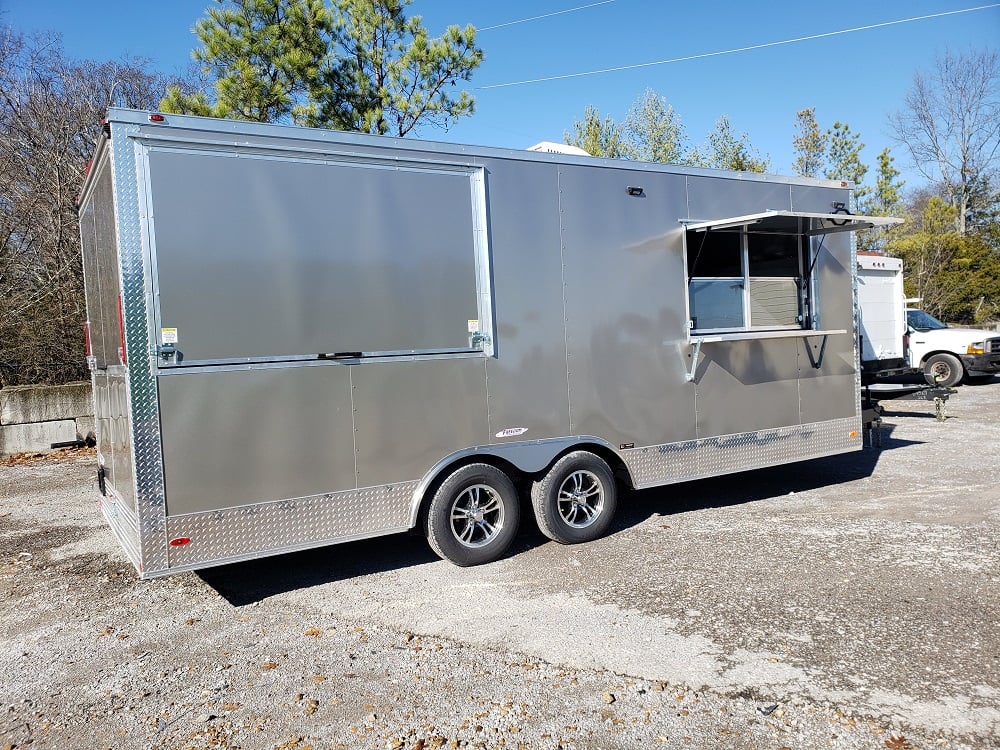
[857,252,1000,386]
[857,252,908,381]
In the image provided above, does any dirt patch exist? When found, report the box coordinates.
[0,384,997,749]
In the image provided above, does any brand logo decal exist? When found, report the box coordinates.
[495,427,528,438]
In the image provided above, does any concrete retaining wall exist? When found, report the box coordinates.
[0,382,94,457]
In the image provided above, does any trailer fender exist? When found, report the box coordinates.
[407,436,626,528]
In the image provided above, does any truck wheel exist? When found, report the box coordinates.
[531,451,617,545]
[425,463,520,566]
[922,353,963,387]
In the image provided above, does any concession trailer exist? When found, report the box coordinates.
[77,108,899,577]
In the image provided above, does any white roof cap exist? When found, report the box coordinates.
[526,141,591,156]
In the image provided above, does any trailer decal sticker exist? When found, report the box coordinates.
[468,319,480,333]
[495,428,528,438]
[161,328,178,344]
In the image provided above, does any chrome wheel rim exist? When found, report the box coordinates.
[450,484,505,548]
[930,362,953,381]
[557,470,605,528]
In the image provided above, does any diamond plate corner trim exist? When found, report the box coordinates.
[164,482,417,569]
[622,417,861,489]
[849,208,863,420]
[110,123,169,575]
[98,492,141,572]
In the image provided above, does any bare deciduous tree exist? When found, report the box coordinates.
[0,29,169,386]
[890,49,1000,235]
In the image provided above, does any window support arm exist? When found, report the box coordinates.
[806,333,830,369]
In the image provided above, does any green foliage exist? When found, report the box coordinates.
[792,108,826,178]
[308,0,481,135]
[160,85,216,117]
[162,0,483,136]
[622,88,686,164]
[824,121,868,204]
[857,148,905,253]
[689,115,769,173]
[964,174,1000,241]
[870,148,905,215]
[564,105,630,159]
[564,94,765,172]
[162,0,331,122]
[889,197,1000,323]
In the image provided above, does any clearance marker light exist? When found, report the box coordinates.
[148,114,165,122]
[117,294,127,365]
[169,537,191,547]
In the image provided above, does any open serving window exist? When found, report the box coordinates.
[682,210,902,337]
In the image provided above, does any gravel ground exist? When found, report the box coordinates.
[1,379,998,750]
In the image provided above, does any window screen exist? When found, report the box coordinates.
[687,225,807,332]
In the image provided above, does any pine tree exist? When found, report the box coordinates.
[564,105,631,159]
[161,0,483,136]
[689,115,769,173]
[825,121,869,207]
[622,88,686,164]
[858,148,905,252]
[791,108,826,177]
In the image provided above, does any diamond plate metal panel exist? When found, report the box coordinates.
[621,440,699,487]
[109,123,168,576]
[164,483,416,569]
[98,491,141,569]
[623,417,861,489]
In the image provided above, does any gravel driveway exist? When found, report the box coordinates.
[2,380,998,750]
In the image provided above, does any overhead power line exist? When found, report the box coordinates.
[480,3,1000,89]
[477,1,617,32]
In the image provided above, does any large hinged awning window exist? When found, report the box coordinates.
[682,209,903,236]
[681,210,902,335]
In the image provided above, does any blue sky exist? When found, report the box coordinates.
[3,0,998,189]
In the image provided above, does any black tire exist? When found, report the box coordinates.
[425,463,520,566]
[530,451,618,545]
[922,353,964,387]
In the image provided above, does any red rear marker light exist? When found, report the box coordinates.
[148,114,165,122]
[169,537,191,547]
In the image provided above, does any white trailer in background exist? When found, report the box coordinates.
[857,252,908,381]
[856,251,1000,387]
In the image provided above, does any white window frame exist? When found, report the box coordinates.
[682,210,903,339]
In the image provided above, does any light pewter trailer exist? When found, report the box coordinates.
[78,108,898,577]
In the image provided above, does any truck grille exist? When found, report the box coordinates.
[989,338,1000,354]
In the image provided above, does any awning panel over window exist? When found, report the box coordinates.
[682,210,902,236]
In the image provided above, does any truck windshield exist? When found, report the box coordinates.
[906,309,948,331]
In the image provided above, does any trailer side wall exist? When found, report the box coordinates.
[81,110,866,576]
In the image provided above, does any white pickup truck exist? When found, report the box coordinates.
[857,253,1000,386]
[905,309,1000,386]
